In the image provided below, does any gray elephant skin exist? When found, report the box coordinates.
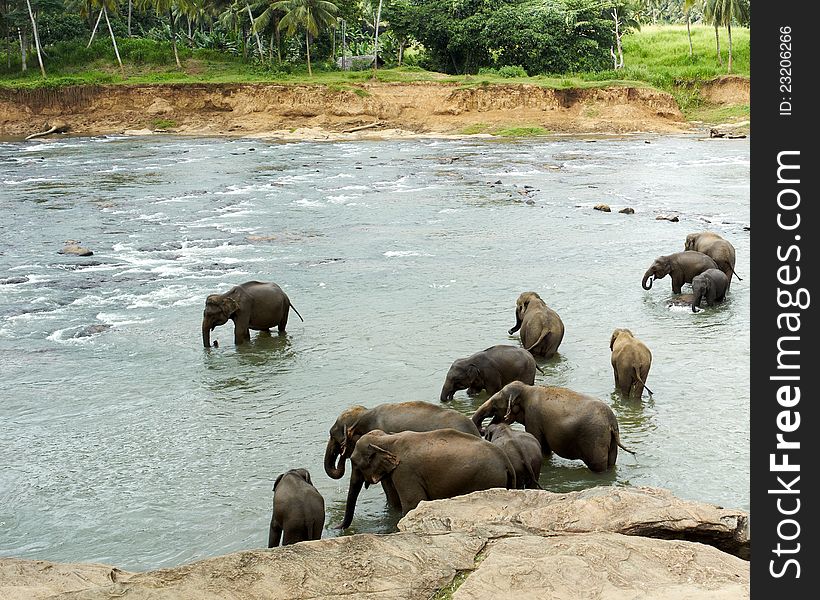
[440,344,541,402]
[508,292,565,358]
[691,268,729,312]
[641,251,718,294]
[610,328,653,398]
[339,429,516,528]
[472,381,634,472]
[685,231,741,289]
[268,468,325,547]
[324,401,480,481]
[201,280,303,347]
[483,423,543,489]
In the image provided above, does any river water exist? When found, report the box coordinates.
[0,133,749,571]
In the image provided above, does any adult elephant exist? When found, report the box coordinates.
[338,429,516,528]
[641,252,718,294]
[268,468,324,547]
[685,231,741,289]
[324,401,480,481]
[472,381,634,473]
[483,423,543,489]
[508,292,565,358]
[610,328,653,398]
[201,281,302,347]
[440,345,542,402]
[691,268,729,312]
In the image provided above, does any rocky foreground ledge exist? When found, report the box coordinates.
[0,486,749,600]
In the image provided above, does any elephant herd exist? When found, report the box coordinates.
[201,230,740,548]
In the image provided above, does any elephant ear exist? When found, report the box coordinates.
[467,364,482,386]
[369,444,400,478]
[222,296,239,317]
[294,468,312,485]
[503,386,522,420]
[273,473,285,492]
[609,330,619,351]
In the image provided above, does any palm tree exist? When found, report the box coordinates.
[704,0,749,73]
[24,0,45,77]
[71,0,125,75]
[683,0,700,58]
[139,0,187,67]
[252,2,286,64]
[271,0,338,75]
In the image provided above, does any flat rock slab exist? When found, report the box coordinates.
[453,533,749,600]
[13,532,481,600]
[398,486,749,559]
[0,559,131,600]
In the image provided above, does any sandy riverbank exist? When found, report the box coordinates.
[0,80,715,141]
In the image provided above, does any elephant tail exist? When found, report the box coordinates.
[289,303,304,322]
[524,461,542,490]
[729,265,743,281]
[633,367,653,397]
[525,330,550,353]
[504,457,517,490]
[613,428,637,458]
[534,363,545,375]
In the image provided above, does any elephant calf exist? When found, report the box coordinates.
[269,468,325,547]
[440,344,542,402]
[202,280,303,347]
[509,292,565,358]
[610,329,653,398]
[472,381,634,473]
[339,429,516,528]
[691,269,729,312]
[484,423,543,489]
[642,252,718,294]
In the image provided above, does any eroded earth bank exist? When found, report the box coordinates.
[0,487,750,599]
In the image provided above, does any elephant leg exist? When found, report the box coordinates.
[399,488,427,515]
[268,520,283,548]
[672,275,684,294]
[382,479,402,509]
[612,366,620,390]
[278,310,289,333]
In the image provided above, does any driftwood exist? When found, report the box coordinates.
[343,121,383,133]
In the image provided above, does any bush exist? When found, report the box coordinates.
[497,65,528,78]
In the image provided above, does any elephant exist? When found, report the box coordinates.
[610,329,653,398]
[324,401,480,482]
[202,281,302,347]
[483,423,543,489]
[268,468,325,547]
[508,292,565,358]
[440,345,543,402]
[691,268,729,312]
[471,381,634,473]
[339,428,516,528]
[25,119,70,141]
[641,252,718,294]
[685,231,742,289]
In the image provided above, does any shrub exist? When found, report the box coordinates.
[497,65,528,78]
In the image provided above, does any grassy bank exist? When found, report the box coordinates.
[0,25,749,123]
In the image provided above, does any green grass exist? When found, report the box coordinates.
[431,572,471,600]
[493,126,549,137]
[152,119,178,130]
[460,123,490,135]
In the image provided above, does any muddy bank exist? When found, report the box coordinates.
[0,82,689,140]
[0,487,750,599]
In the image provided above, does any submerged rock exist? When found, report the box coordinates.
[656,214,680,222]
[593,203,611,212]
[619,207,635,214]
[59,245,94,257]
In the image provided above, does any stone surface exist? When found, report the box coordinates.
[59,245,94,257]
[398,486,749,559]
[452,533,749,600]
[619,207,635,214]
[593,203,611,212]
[0,559,131,600]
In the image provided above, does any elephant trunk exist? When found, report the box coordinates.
[508,314,522,335]
[641,268,654,290]
[471,398,495,431]
[339,469,365,530]
[25,125,58,141]
[440,380,454,403]
[324,437,346,479]
[692,288,703,313]
[202,319,212,348]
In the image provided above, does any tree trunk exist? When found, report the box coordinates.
[128,0,133,36]
[714,24,722,66]
[88,9,103,48]
[25,0,45,77]
[373,0,383,74]
[612,7,623,69]
[275,17,281,64]
[398,40,404,66]
[169,9,181,68]
[306,29,311,76]
[686,13,693,57]
[727,22,733,73]
[18,27,27,73]
[245,3,264,61]
[104,6,125,77]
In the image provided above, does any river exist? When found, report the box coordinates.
[0,133,749,571]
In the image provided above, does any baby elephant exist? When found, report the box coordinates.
[484,423,543,489]
[268,468,325,547]
[691,268,729,312]
[610,329,653,398]
[642,252,718,294]
[440,345,542,402]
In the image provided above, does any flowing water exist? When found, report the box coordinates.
[0,133,749,571]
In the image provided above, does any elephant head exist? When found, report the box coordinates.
[472,381,527,431]
[691,274,709,313]
[274,468,312,491]
[610,328,633,350]
[202,294,239,348]
[641,256,672,290]
[324,405,368,479]
[509,292,542,334]
[684,233,700,251]
[349,430,400,485]
[440,360,483,402]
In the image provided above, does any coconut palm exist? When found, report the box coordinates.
[683,0,700,58]
[271,0,338,75]
[139,0,191,67]
[24,0,45,76]
[70,0,125,75]
[704,0,749,72]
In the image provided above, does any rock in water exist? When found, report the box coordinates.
[619,207,635,214]
[59,245,94,257]
[593,204,611,212]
